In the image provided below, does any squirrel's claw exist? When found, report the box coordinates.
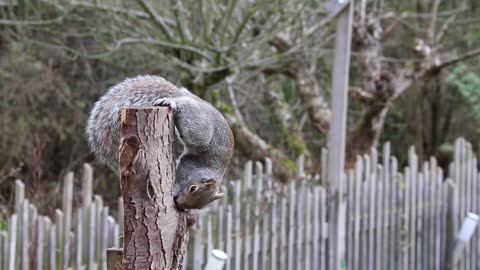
[154,98,178,112]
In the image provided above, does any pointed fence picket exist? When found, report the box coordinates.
[1,138,480,270]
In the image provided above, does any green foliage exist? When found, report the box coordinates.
[219,103,234,115]
[282,78,297,103]
[281,127,306,156]
[0,217,6,231]
[438,143,454,154]
[279,154,297,174]
[446,64,480,121]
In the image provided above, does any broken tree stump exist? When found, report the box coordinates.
[113,107,193,270]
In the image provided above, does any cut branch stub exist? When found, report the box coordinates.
[119,107,193,270]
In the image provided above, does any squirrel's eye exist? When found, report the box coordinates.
[189,185,198,193]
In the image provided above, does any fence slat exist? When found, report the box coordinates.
[280,187,287,270]
[383,142,391,270]
[226,206,233,270]
[476,172,480,270]
[88,204,96,270]
[7,214,17,270]
[76,209,83,269]
[252,162,263,270]
[352,158,362,270]
[270,187,278,270]
[243,161,253,270]
[319,187,326,270]
[382,166,390,270]
[261,195,269,270]
[304,187,312,270]
[101,207,109,270]
[375,166,383,270]
[403,168,411,270]
[20,200,29,270]
[287,182,295,270]
[233,181,242,270]
[312,187,320,270]
[408,148,418,270]
[368,164,376,269]
[50,225,57,270]
[63,172,74,270]
[390,157,399,270]
[296,182,305,270]
[35,217,44,270]
[415,173,424,270]
[1,231,7,270]
[360,157,369,270]
[217,200,224,253]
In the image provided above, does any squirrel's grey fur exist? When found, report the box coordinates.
[86,75,234,208]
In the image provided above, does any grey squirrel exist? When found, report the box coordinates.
[86,75,234,209]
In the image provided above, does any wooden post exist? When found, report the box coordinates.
[108,107,193,270]
[326,0,354,269]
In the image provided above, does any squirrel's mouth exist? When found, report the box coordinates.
[173,195,184,210]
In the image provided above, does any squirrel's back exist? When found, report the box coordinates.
[86,75,194,169]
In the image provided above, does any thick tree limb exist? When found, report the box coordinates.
[269,36,332,133]
[264,85,311,159]
[224,114,293,181]
[392,46,480,98]
[291,67,331,133]
[349,86,375,103]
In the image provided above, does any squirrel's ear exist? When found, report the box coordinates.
[212,192,224,201]
[202,178,217,188]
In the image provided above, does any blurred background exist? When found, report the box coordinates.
[0,0,479,219]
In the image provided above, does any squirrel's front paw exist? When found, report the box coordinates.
[154,98,179,112]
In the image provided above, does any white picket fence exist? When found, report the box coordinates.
[0,164,122,270]
[0,138,479,270]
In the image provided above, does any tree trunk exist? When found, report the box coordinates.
[119,107,194,270]
[346,101,391,168]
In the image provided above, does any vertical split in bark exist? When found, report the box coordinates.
[119,107,193,270]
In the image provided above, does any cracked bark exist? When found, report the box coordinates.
[118,107,193,270]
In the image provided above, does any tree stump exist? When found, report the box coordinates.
[115,107,193,270]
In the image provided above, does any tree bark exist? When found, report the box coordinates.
[119,107,193,270]
[346,100,391,168]
[224,113,294,181]
[107,248,124,270]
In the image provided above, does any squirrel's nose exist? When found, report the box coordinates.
[173,194,179,201]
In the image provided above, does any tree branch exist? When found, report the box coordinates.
[223,113,293,181]
[436,47,480,69]
[113,38,213,61]
[0,17,64,25]
[136,0,174,40]
[169,0,192,42]
[428,0,441,42]
[435,15,456,43]
[66,0,175,26]
[226,82,245,124]
[269,35,331,134]
[349,87,375,103]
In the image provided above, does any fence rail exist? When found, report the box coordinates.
[0,138,479,270]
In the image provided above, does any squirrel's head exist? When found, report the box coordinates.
[174,178,224,210]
